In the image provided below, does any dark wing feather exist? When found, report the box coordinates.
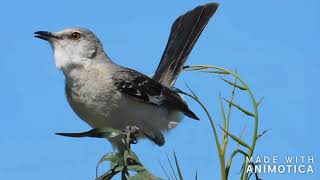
[113,68,199,120]
[153,3,218,87]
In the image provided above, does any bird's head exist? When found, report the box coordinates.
[35,28,105,70]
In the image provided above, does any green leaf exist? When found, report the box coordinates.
[55,128,122,139]
[97,170,120,180]
[124,149,141,166]
[128,171,163,180]
[158,161,171,180]
[219,126,251,149]
[183,66,208,71]
[172,88,185,94]
[127,165,145,172]
[195,170,198,180]
[98,152,123,165]
[220,77,247,90]
[96,152,123,178]
[219,94,227,124]
[184,83,198,99]
[257,129,270,140]
[173,152,183,180]
[165,154,178,180]
[257,96,265,107]
[219,94,228,140]
[225,149,249,177]
[222,98,255,117]
[240,160,246,180]
[201,70,230,74]
[114,165,124,172]
[225,126,245,178]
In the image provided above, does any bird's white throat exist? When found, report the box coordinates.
[53,44,93,70]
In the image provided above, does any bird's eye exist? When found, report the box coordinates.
[71,32,81,40]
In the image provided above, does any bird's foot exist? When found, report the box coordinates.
[122,126,141,145]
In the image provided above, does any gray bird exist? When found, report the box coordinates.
[35,3,218,152]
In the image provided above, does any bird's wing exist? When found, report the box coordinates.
[153,3,218,87]
[112,68,199,120]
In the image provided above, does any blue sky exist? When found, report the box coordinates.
[0,0,319,179]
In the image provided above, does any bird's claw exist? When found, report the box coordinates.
[122,126,141,145]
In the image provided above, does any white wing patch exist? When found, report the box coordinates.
[147,93,165,105]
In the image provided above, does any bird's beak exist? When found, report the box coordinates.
[34,31,59,41]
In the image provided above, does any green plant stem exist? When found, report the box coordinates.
[222,77,237,156]
[186,95,226,180]
[186,65,259,180]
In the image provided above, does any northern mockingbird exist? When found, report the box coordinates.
[35,3,218,151]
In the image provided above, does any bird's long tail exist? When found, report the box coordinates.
[153,3,219,87]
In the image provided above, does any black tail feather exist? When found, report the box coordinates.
[153,3,219,87]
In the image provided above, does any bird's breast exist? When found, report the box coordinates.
[64,67,122,127]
